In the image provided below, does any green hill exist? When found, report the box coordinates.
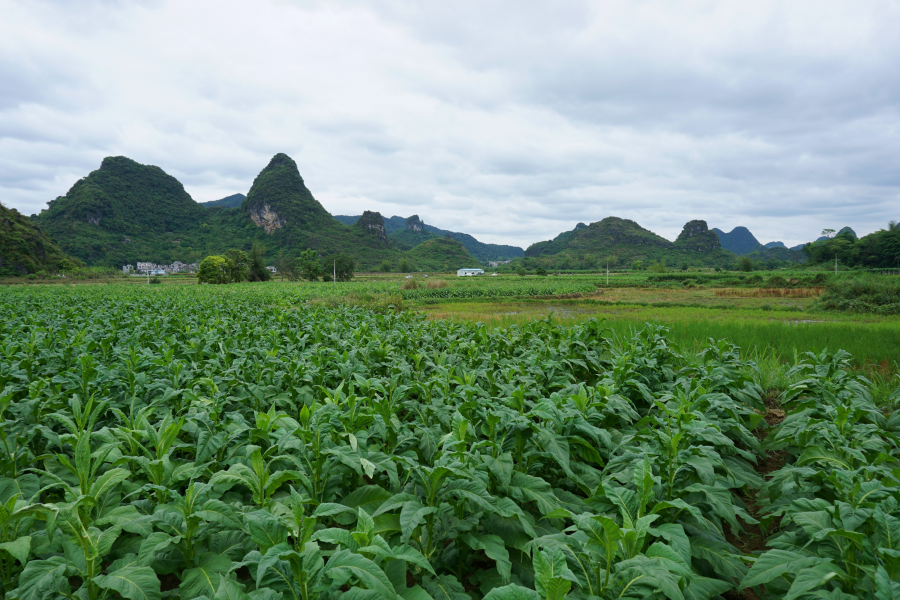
[1,202,80,276]
[406,237,481,271]
[712,226,762,255]
[338,213,524,262]
[32,156,209,265]
[525,217,737,268]
[201,193,245,208]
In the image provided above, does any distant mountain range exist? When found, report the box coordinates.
[201,194,245,208]
[711,226,855,257]
[525,217,739,268]
[335,214,523,263]
[2,150,873,276]
[28,154,481,271]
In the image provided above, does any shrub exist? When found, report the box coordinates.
[401,278,418,290]
[149,277,162,284]
[536,267,547,276]
[426,279,448,289]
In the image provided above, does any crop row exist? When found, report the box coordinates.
[0,285,896,600]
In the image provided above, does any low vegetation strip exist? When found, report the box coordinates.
[815,274,900,314]
[0,285,897,599]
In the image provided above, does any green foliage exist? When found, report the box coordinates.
[321,253,355,281]
[197,255,231,284]
[30,154,409,270]
[248,242,272,282]
[378,260,392,273]
[399,259,410,273]
[0,202,80,276]
[816,274,900,314]
[738,256,754,272]
[526,218,738,270]
[535,267,547,276]
[0,284,896,599]
[742,350,900,597]
[805,224,900,268]
[298,249,323,282]
[224,249,251,282]
[406,237,480,272]
[680,262,688,271]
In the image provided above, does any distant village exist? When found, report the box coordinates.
[123,261,198,275]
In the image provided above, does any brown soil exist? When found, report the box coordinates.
[723,391,788,600]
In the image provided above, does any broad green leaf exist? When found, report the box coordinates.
[246,510,288,552]
[424,574,471,600]
[0,535,30,564]
[94,565,162,600]
[460,534,511,582]
[796,447,852,470]
[90,467,130,498]
[325,549,400,599]
[740,550,815,590]
[16,556,70,600]
[180,553,233,599]
[483,584,541,600]
[684,576,734,600]
[784,565,839,600]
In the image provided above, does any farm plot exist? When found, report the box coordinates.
[0,285,897,599]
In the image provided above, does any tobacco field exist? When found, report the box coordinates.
[0,285,898,600]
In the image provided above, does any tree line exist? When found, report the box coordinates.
[197,244,357,284]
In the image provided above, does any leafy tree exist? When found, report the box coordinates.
[224,249,250,282]
[378,260,392,273]
[681,262,689,271]
[248,242,271,282]
[631,260,644,271]
[274,251,297,281]
[515,266,526,276]
[399,259,410,273]
[197,255,231,284]
[821,228,836,239]
[536,267,547,276]
[322,253,355,282]
[738,256,754,272]
[298,249,323,281]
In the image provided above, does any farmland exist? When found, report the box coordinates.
[0,281,898,599]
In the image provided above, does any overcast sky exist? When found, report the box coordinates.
[2,0,899,248]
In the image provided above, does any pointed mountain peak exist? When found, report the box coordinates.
[244,153,331,233]
[675,220,720,252]
[355,211,390,247]
[406,215,425,232]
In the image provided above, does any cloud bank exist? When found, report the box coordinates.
[1,0,898,248]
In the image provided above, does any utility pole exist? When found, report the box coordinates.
[147,269,149,285]
[606,260,609,286]
[333,260,336,283]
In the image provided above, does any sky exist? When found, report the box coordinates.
[1,0,899,249]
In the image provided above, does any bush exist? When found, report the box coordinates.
[738,256,754,272]
[379,260,392,273]
[399,259,410,273]
[426,279,448,289]
[149,277,162,284]
[401,278,418,290]
[198,256,232,284]
[536,267,547,276]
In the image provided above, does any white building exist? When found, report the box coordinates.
[456,268,485,277]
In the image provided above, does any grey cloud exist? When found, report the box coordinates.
[1,0,899,248]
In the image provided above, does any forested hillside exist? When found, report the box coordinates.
[0,202,80,275]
